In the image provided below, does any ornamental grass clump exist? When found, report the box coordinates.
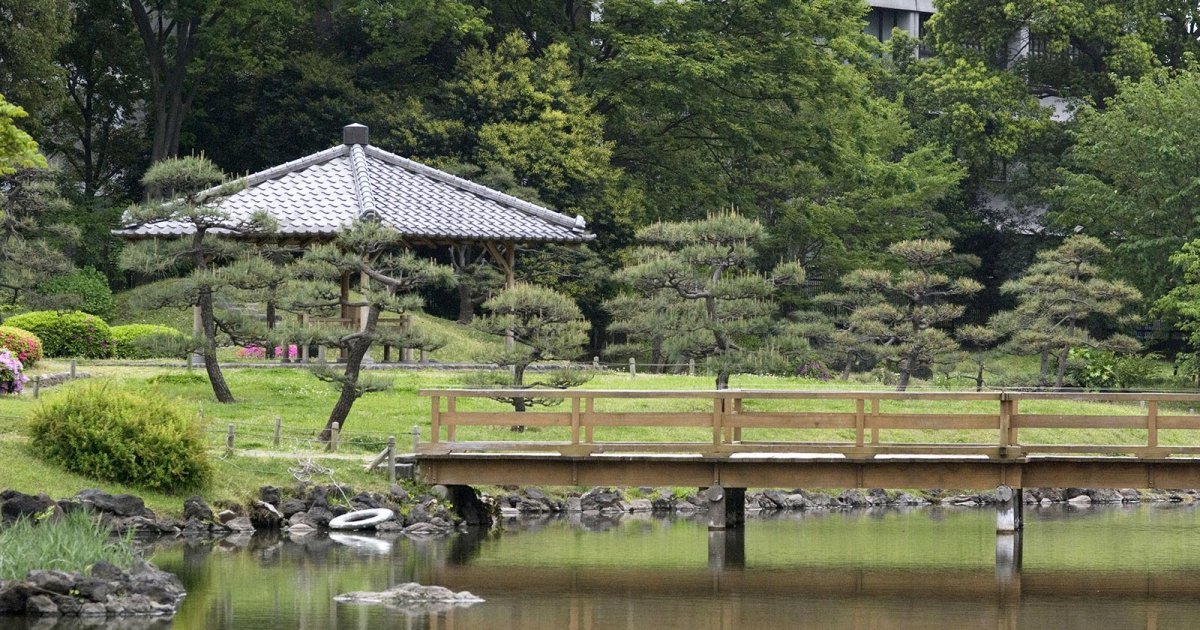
[0,510,134,581]
[28,383,211,492]
[0,349,28,394]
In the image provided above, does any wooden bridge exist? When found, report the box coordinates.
[413,388,1200,530]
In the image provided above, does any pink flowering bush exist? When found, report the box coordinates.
[0,326,42,367]
[0,350,28,394]
[235,345,266,359]
[274,345,299,360]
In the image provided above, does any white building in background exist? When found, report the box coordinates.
[864,0,935,54]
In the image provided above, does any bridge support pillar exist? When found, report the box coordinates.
[708,528,745,572]
[996,531,1023,583]
[995,485,1023,533]
[706,485,745,530]
[446,485,493,528]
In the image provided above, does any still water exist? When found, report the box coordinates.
[53,504,1200,628]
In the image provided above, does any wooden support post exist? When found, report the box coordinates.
[854,399,865,447]
[732,398,743,443]
[712,397,723,447]
[1148,400,1159,448]
[585,397,595,443]
[446,397,457,442]
[273,416,282,448]
[996,530,1023,584]
[708,529,746,572]
[32,376,41,399]
[995,485,1023,532]
[317,345,327,363]
[412,425,420,453]
[225,424,235,453]
[387,436,396,485]
[570,397,581,445]
[430,396,441,444]
[688,358,695,377]
[629,357,636,377]
[69,360,76,379]
[192,304,202,335]
[593,356,600,369]
[329,422,340,453]
[1010,399,1020,446]
[870,398,880,445]
[999,395,1012,457]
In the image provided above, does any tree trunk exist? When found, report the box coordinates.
[510,364,526,432]
[976,363,984,392]
[199,285,234,403]
[897,356,912,392]
[1038,350,1049,386]
[456,282,475,324]
[322,306,380,437]
[265,301,277,359]
[715,370,729,390]
[1055,346,1069,389]
[841,358,851,381]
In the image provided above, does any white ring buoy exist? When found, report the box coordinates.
[329,508,395,530]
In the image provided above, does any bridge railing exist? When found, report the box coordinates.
[417,389,1200,458]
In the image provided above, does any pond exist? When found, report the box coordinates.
[19,503,1200,628]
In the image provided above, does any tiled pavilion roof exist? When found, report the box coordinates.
[116,124,594,244]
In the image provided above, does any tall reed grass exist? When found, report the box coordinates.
[0,510,134,580]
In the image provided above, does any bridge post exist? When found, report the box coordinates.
[995,485,1023,532]
[706,485,745,530]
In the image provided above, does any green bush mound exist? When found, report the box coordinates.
[3,311,114,358]
[27,384,210,492]
[36,267,116,321]
[110,324,190,359]
[0,325,42,367]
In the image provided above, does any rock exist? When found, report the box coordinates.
[447,486,492,527]
[1120,488,1141,503]
[334,582,483,607]
[783,493,810,509]
[216,509,237,524]
[306,507,333,528]
[51,593,82,615]
[279,498,307,518]
[1,491,57,523]
[27,570,74,595]
[76,489,145,517]
[79,602,107,616]
[627,499,653,512]
[308,485,329,510]
[523,487,548,502]
[403,522,449,536]
[126,561,186,606]
[805,493,833,508]
[1039,498,1052,506]
[331,504,350,517]
[580,487,624,512]
[375,520,403,532]
[566,497,582,512]
[390,485,409,502]
[1088,489,1122,504]
[894,492,929,506]
[288,521,316,534]
[1065,488,1089,501]
[0,583,25,613]
[73,578,111,603]
[259,486,281,506]
[1068,494,1092,505]
[836,489,875,507]
[250,501,283,529]
[91,561,126,581]
[183,495,214,522]
[431,485,449,499]
[351,492,381,510]
[225,516,256,532]
[25,594,58,615]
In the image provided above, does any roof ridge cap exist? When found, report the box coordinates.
[363,145,587,231]
[348,144,377,221]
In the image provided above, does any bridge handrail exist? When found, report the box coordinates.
[416,388,1200,459]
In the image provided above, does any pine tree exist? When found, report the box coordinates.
[0,168,76,310]
[119,156,275,402]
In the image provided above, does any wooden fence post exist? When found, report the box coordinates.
[629,357,636,377]
[593,356,600,369]
[688,358,695,377]
[412,425,421,453]
[329,422,340,452]
[273,416,282,448]
[32,376,41,399]
[69,360,76,379]
[225,424,235,453]
[387,436,396,485]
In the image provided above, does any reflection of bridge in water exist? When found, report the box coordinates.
[411,388,1200,572]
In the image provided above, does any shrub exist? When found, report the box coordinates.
[27,383,210,491]
[0,325,42,367]
[3,311,114,358]
[0,350,28,394]
[110,324,190,359]
[36,267,116,321]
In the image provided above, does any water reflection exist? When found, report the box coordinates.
[122,505,1200,628]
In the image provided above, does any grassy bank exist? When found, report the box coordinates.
[0,510,134,580]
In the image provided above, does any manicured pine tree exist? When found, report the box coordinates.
[616,213,806,390]
[119,156,275,403]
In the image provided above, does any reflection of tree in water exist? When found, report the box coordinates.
[448,527,488,566]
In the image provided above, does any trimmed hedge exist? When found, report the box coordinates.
[110,324,189,359]
[27,383,210,492]
[3,311,114,358]
[37,267,115,321]
[0,326,42,367]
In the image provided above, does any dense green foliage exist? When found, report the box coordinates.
[4,310,113,358]
[0,325,42,366]
[27,383,210,491]
[36,267,115,320]
[110,323,190,359]
[0,510,133,581]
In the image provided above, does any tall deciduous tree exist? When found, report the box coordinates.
[847,239,981,390]
[616,214,806,389]
[1050,69,1200,301]
[0,0,71,130]
[119,157,275,402]
[281,220,453,436]
[998,235,1142,388]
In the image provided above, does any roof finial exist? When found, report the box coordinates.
[343,123,369,146]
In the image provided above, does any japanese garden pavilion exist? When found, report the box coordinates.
[117,123,594,357]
